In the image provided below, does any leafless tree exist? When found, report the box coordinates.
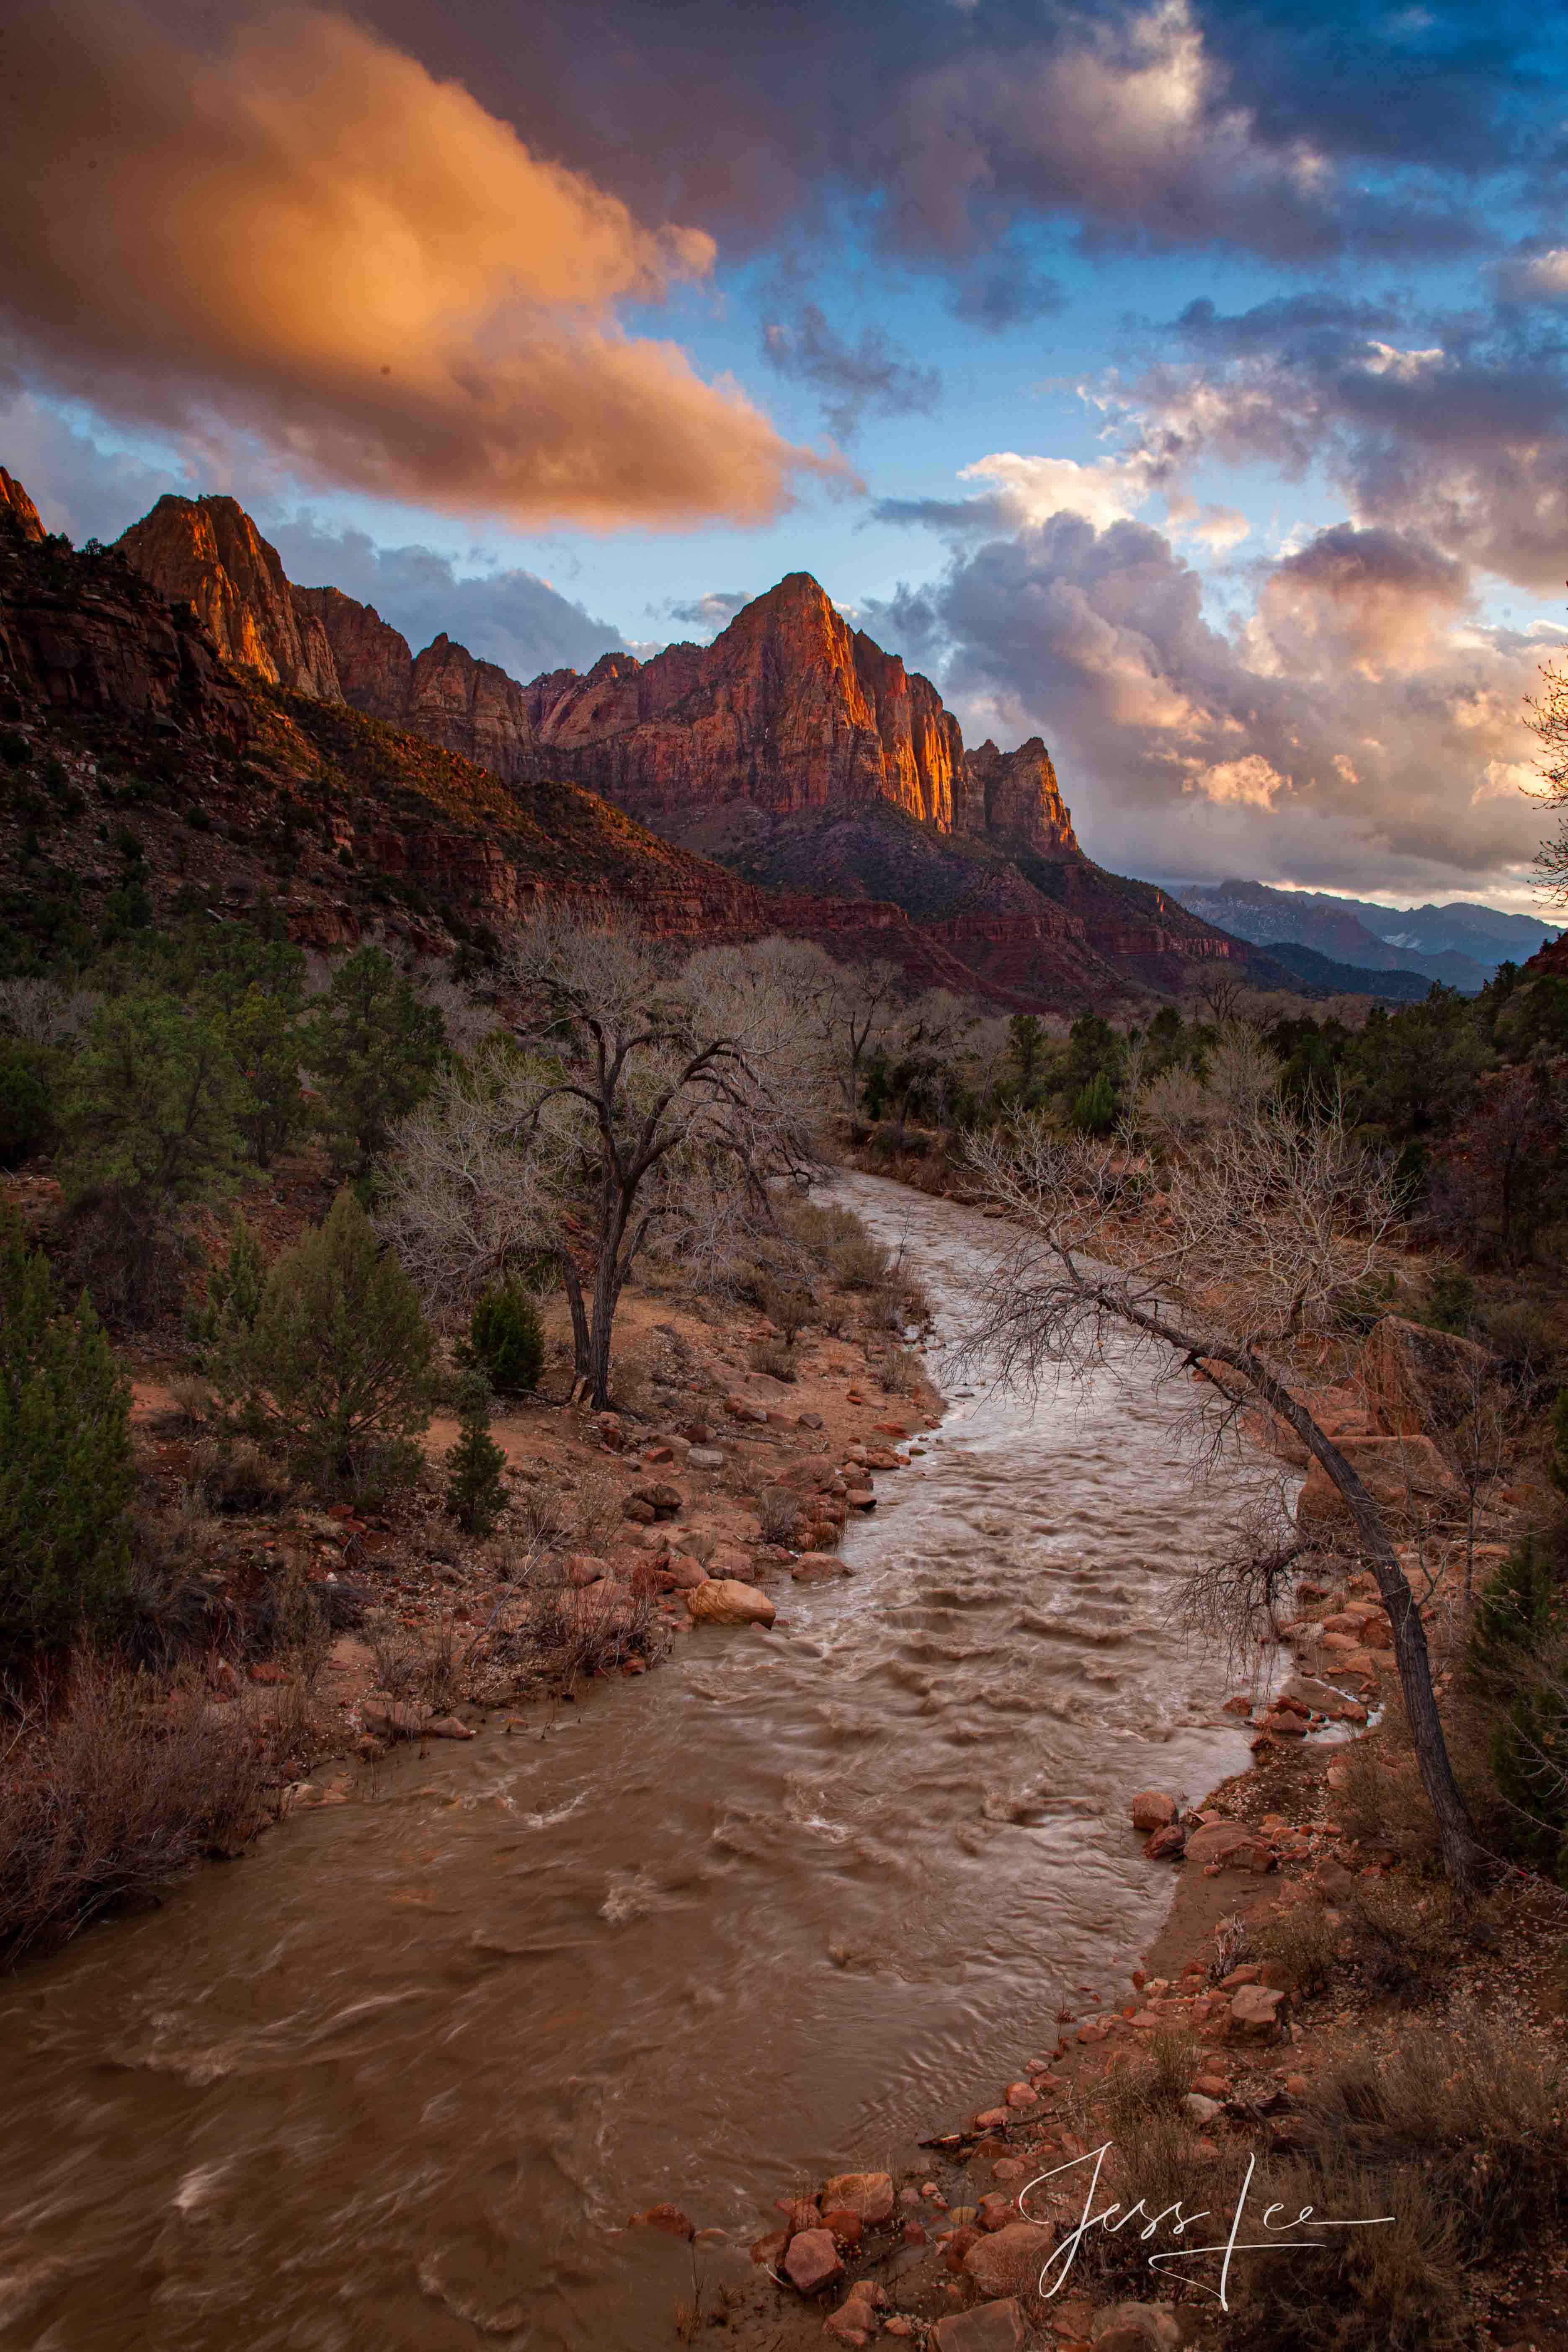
[822,956,904,1114]
[964,1104,1487,1899]
[382,918,821,1408]
[1525,642,1568,907]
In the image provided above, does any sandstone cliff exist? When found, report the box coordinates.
[291,589,542,786]
[966,737,1077,856]
[119,495,342,701]
[0,468,44,544]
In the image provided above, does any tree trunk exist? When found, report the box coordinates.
[1232,1343,1488,1903]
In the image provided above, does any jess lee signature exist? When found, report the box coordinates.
[1021,2142,1395,2309]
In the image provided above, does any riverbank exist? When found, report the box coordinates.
[714,1166,1568,2352]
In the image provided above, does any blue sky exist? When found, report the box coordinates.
[5,0,1568,910]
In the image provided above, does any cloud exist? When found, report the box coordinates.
[0,1,838,529]
[369,0,1537,286]
[957,449,1165,531]
[0,394,190,542]
[761,304,940,440]
[667,589,754,637]
[266,515,627,677]
[946,249,1064,334]
[1116,294,1568,591]
[863,507,1548,898]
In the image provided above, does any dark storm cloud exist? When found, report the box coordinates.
[760,305,941,441]
[267,516,627,677]
[363,0,1545,273]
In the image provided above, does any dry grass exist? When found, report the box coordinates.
[748,1337,797,1382]
[572,1469,623,1553]
[1251,1897,1346,1996]
[758,1488,802,1547]
[0,1655,265,1968]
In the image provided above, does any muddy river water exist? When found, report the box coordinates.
[0,1175,1272,2351]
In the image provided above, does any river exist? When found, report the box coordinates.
[0,1174,1271,2350]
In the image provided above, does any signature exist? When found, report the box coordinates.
[1021,2142,1394,2309]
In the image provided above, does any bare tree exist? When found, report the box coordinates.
[1525,642,1568,907]
[382,919,820,1408]
[964,1104,1487,1899]
[822,956,903,1114]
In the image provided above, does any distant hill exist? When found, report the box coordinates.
[1246,941,1438,1002]
[1168,878,1558,992]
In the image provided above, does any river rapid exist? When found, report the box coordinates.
[0,1174,1272,2352]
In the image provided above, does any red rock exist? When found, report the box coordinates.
[930,2302,1027,2352]
[629,2202,694,2239]
[782,2228,843,2294]
[1129,1789,1178,1831]
[1222,1694,1253,1716]
[1004,2081,1038,2109]
[121,495,342,699]
[902,2220,928,2246]
[0,466,44,542]
[776,2198,821,2237]
[819,2170,894,2224]
[1142,1824,1186,1861]
[247,1661,287,1685]
[820,2210,863,2247]
[749,2230,788,2266]
[962,2221,1055,2297]
[943,2225,982,2271]
[874,1422,910,1438]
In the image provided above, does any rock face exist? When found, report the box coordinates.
[119,495,342,700]
[966,736,1077,855]
[0,467,44,544]
[293,588,542,786]
[528,575,1072,859]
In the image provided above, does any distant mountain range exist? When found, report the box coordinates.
[1170,879,1560,994]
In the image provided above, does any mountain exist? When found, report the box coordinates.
[1171,877,1559,991]
[1246,941,1436,1003]
[115,495,1247,1001]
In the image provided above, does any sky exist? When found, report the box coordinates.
[4,0,1568,913]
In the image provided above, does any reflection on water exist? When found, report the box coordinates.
[0,1174,1271,2350]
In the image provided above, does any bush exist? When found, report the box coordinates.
[748,1338,797,1382]
[1070,1069,1118,1135]
[222,1188,436,1494]
[0,1655,264,1968]
[0,1208,134,1666]
[1466,1537,1568,1878]
[444,1369,508,1537]
[0,1039,54,1167]
[466,1282,545,1396]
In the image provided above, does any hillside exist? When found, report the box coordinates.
[1170,877,1558,990]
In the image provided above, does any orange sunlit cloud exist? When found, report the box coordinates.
[0,2,844,527]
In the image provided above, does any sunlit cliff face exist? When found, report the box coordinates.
[0,2,837,528]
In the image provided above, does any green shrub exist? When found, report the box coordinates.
[0,1207,134,1664]
[444,1369,508,1537]
[222,1188,436,1494]
[1070,1069,1118,1135]
[0,1039,54,1167]
[186,1212,266,1359]
[1467,1537,1568,1879]
[466,1282,545,1396]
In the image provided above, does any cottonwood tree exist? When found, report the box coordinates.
[965,1100,1488,1900]
[381,918,820,1408]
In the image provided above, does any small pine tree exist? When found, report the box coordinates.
[466,1282,545,1395]
[0,1207,134,1663]
[1070,1070,1117,1135]
[304,947,445,1178]
[186,1212,266,1358]
[224,1188,436,1493]
[444,1368,508,1536]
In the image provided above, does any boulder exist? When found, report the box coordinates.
[687,1446,725,1470]
[1295,1435,1460,1530]
[1359,1315,1496,1454]
[663,1553,709,1590]
[783,2228,843,2295]
[685,1578,776,1627]
[1230,1983,1290,2038]
[1090,2303,1181,2352]
[962,2220,1055,2298]
[627,1480,684,1520]
[1129,1790,1177,1832]
[931,2303,1027,2352]
[1184,1820,1271,1872]
[819,2170,894,2225]
[792,1553,852,1583]
[1142,1823,1186,1861]
[564,1553,609,1586]
[629,2202,695,2239]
